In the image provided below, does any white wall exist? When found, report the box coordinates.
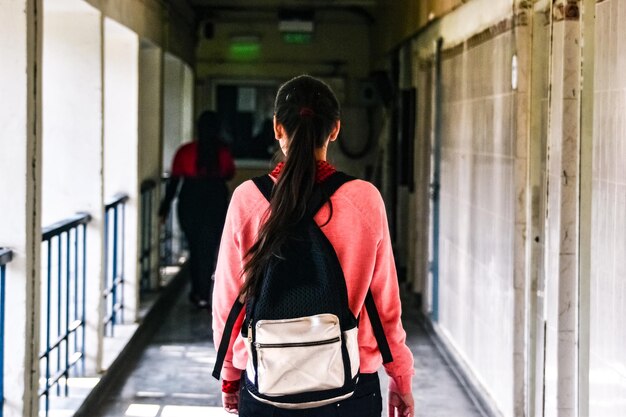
[437,31,516,416]
[139,44,163,182]
[139,43,163,288]
[42,0,105,374]
[589,2,626,415]
[182,63,195,147]
[162,54,193,253]
[42,1,103,226]
[162,53,186,171]
[104,17,139,322]
[0,2,41,416]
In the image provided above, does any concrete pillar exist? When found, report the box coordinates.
[411,58,433,308]
[577,0,594,415]
[396,44,412,283]
[0,2,42,416]
[163,54,185,171]
[42,0,105,374]
[103,17,139,323]
[138,43,164,291]
[162,54,193,258]
[527,4,552,416]
[182,63,195,147]
[508,2,539,416]
[545,2,583,416]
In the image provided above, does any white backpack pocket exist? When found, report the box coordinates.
[253,313,346,396]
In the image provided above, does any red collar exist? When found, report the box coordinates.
[270,161,337,183]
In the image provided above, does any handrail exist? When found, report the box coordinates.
[158,174,187,268]
[42,213,91,241]
[104,193,129,210]
[40,214,91,414]
[140,179,158,294]
[141,179,157,193]
[0,249,12,266]
[103,195,128,336]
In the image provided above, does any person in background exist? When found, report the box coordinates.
[159,111,235,309]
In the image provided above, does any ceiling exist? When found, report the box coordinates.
[187,0,379,22]
[187,0,377,8]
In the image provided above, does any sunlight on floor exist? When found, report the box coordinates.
[161,405,232,416]
[124,404,160,417]
[125,403,232,417]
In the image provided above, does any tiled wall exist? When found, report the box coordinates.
[589,1,626,415]
[438,31,515,417]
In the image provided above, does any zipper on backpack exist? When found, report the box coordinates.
[255,336,340,349]
[248,319,253,343]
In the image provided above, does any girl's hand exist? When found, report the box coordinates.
[388,390,414,417]
[222,391,239,414]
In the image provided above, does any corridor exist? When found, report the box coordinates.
[3,1,626,417]
[90,277,482,417]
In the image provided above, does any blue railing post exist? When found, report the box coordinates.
[140,180,156,295]
[0,248,14,417]
[40,213,91,417]
[81,224,87,376]
[104,194,129,337]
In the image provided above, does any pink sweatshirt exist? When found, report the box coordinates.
[212,176,415,394]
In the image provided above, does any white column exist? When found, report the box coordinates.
[162,54,185,171]
[182,63,195,145]
[546,3,583,416]
[138,44,164,292]
[162,54,189,256]
[577,0,594,415]
[527,4,552,415]
[511,3,533,416]
[0,2,42,416]
[42,0,105,374]
[103,17,139,323]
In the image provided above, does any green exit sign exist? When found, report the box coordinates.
[282,32,313,44]
[229,42,261,60]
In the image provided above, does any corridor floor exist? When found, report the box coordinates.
[93,285,483,417]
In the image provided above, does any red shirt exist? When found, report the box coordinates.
[171,141,235,180]
[270,160,337,183]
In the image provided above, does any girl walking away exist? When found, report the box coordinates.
[159,111,235,309]
[212,75,414,417]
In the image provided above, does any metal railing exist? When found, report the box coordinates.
[140,180,156,294]
[160,175,187,268]
[39,213,90,416]
[0,248,13,417]
[103,194,129,337]
[159,175,175,267]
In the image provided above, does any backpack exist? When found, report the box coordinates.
[213,171,393,409]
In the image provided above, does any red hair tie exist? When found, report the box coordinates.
[299,107,315,117]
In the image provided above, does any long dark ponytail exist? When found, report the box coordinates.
[240,75,340,298]
[196,111,221,174]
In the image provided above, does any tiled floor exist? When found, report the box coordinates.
[92,284,483,417]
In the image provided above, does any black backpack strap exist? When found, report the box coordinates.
[252,171,356,217]
[365,289,394,364]
[212,298,245,380]
[308,171,355,217]
[252,175,274,202]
